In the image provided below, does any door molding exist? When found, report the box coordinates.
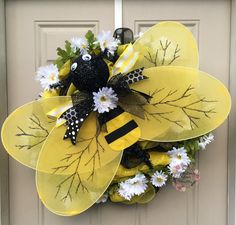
[0,0,235,225]
[0,0,9,224]
[228,0,236,224]
[114,0,122,29]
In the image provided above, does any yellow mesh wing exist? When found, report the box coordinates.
[131,66,231,142]
[36,113,122,215]
[133,21,199,69]
[1,96,71,169]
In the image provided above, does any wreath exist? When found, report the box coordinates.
[1,22,231,216]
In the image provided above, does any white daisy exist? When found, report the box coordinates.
[118,185,133,201]
[36,64,59,90]
[168,147,191,166]
[168,162,186,178]
[93,87,118,113]
[95,31,120,55]
[151,171,168,187]
[96,193,108,204]
[70,37,88,54]
[118,173,148,200]
[198,133,214,150]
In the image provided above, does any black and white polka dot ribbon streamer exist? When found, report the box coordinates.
[124,68,147,85]
[60,100,93,145]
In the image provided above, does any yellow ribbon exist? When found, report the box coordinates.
[47,100,73,127]
[59,60,71,79]
[112,43,139,75]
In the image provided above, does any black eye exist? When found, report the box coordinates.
[71,62,77,71]
[82,54,92,61]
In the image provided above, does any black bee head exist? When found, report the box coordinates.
[70,54,110,93]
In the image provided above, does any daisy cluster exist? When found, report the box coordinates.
[117,150,187,201]
[71,30,119,56]
[167,147,191,178]
[118,174,148,200]
[102,133,214,203]
[117,171,169,201]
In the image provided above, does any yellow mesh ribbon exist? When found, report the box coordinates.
[110,184,156,204]
[117,44,129,56]
[114,151,170,179]
[59,60,71,79]
[41,89,59,99]
[66,84,77,96]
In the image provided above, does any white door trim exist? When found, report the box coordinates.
[0,0,9,224]
[114,0,123,29]
[228,0,236,224]
[0,0,235,225]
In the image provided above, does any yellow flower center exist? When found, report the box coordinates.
[103,41,107,48]
[157,177,163,183]
[100,95,107,102]
[50,73,55,81]
[177,155,182,160]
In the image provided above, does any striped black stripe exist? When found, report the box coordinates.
[105,120,138,144]
[101,106,124,124]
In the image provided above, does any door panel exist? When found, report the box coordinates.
[6,1,114,225]
[122,1,230,225]
[5,0,230,225]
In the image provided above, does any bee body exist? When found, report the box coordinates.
[102,106,141,151]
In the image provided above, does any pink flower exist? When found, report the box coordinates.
[174,183,186,192]
[194,169,200,182]
[168,162,186,178]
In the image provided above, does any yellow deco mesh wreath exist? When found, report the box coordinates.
[1,22,231,216]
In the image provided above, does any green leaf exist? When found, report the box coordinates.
[92,42,100,49]
[56,47,67,58]
[54,57,64,70]
[65,40,72,53]
[85,30,95,42]
[183,137,201,160]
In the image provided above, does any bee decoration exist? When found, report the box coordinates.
[1,22,231,216]
[48,51,148,146]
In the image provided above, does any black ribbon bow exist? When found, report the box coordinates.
[60,68,151,145]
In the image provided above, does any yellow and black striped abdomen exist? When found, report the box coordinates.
[103,107,141,151]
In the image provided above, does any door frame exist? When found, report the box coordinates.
[0,0,9,224]
[0,0,236,224]
[228,0,236,224]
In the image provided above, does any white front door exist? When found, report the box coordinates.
[5,0,231,225]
